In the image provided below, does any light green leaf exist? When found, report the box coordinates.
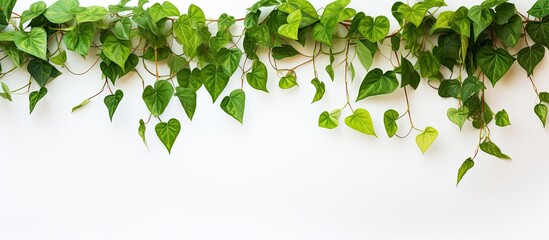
[218,13,236,32]
[434,11,454,30]
[220,89,245,123]
[76,6,108,23]
[14,27,47,60]
[104,90,124,121]
[447,107,468,130]
[356,68,398,101]
[188,4,205,26]
[245,60,269,92]
[102,34,132,71]
[279,71,298,89]
[64,23,95,56]
[384,109,399,138]
[528,0,549,18]
[167,54,189,75]
[114,17,132,40]
[142,80,174,117]
[138,119,148,148]
[517,44,545,76]
[476,46,515,87]
[450,7,470,36]
[397,3,429,27]
[155,118,181,154]
[247,0,279,13]
[50,50,67,66]
[71,99,90,112]
[480,138,511,159]
[0,82,12,101]
[44,0,80,24]
[312,23,333,46]
[356,40,373,71]
[311,78,325,103]
[278,10,301,40]
[457,158,474,186]
[216,48,242,76]
[319,109,341,129]
[345,108,377,137]
[358,15,390,43]
[29,87,48,114]
[20,1,47,25]
[2,0,16,21]
[525,18,549,48]
[202,65,230,102]
[174,87,197,121]
[494,15,522,47]
[535,103,548,127]
[416,126,438,154]
[468,5,493,40]
[148,1,180,22]
[495,109,511,127]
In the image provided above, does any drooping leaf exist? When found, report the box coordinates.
[246,60,268,92]
[517,44,545,76]
[201,64,230,102]
[177,68,203,91]
[468,5,493,40]
[220,89,245,123]
[76,6,108,23]
[416,126,438,154]
[14,27,47,60]
[102,34,132,71]
[438,79,461,98]
[345,108,377,137]
[400,56,420,89]
[457,158,475,186]
[0,82,12,101]
[461,76,484,100]
[278,10,301,40]
[50,50,67,66]
[71,99,91,112]
[103,90,124,121]
[113,17,132,40]
[447,107,468,130]
[279,71,298,89]
[418,51,441,78]
[540,92,549,103]
[142,80,174,117]
[525,18,549,48]
[44,0,79,24]
[272,44,300,60]
[311,78,325,103]
[155,118,181,154]
[138,119,148,147]
[356,68,398,101]
[495,109,511,127]
[319,109,341,129]
[175,87,197,121]
[27,59,61,87]
[476,46,515,87]
[494,15,522,47]
[383,109,399,138]
[358,15,390,43]
[535,103,548,127]
[64,22,96,56]
[480,138,511,159]
[356,40,373,71]
[495,3,516,25]
[450,7,470,36]
[528,0,549,18]
[29,87,48,113]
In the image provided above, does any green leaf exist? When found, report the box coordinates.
[14,27,47,60]
[272,44,300,60]
[0,82,12,101]
[416,126,438,154]
[495,3,516,25]
[155,118,181,154]
[450,7,470,36]
[279,71,298,89]
[245,60,269,92]
[187,4,205,26]
[528,0,549,18]
[525,18,549,48]
[535,103,548,127]
[400,56,420,89]
[468,5,493,40]
[311,78,325,103]
[540,92,549,103]
[50,50,67,66]
[247,0,279,13]
[138,119,148,147]
[218,13,236,32]
[220,89,245,123]
[177,68,202,91]
[356,40,373,71]
[64,23,95,56]
[517,44,545,76]
[480,138,511,159]
[174,87,197,121]
[383,109,399,138]
[345,108,377,137]
[312,23,333,46]
[418,51,441,78]
[104,90,124,121]
[167,55,189,75]
[433,11,453,30]
[457,158,474,186]
[27,59,61,87]
[494,15,522,47]
[71,99,91,112]
[356,68,398,101]
[2,0,16,21]
[148,1,180,22]
[114,17,132,41]
[278,0,318,27]
[278,10,301,40]
[29,87,48,114]
[481,0,507,8]
[476,46,515,87]
[44,0,80,24]
[216,48,242,76]
[438,79,461,98]
[358,15,390,43]
[202,64,230,102]
[142,80,174,117]
[20,1,47,25]
[447,107,468,130]
[76,6,108,23]
[102,34,132,71]
[397,3,429,27]
[319,109,341,129]
[461,76,484,100]
[495,109,511,127]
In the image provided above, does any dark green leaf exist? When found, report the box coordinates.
[468,5,493,40]
[476,46,515,87]
[104,90,124,121]
[528,0,549,18]
[27,59,61,87]
[438,79,461,98]
[155,118,181,154]
[418,51,441,78]
[481,0,507,8]
[202,64,230,102]
[400,56,420,89]
[356,68,398,101]
[457,158,474,186]
[480,138,511,159]
[525,18,549,48]
[174,87,197,121]
[461,76,484,100]
[220,89,245,123]
[539,92,549,103]
[272,44,300,60]
[517,44,545,76]
[494,15,522,47]
[495,3,516,25]
[535,103,548,127]
[383,109,399,138]
[167,54,189,75]
[311,78,325,103]
[345,108,377,137]
[142,80,174,117]
[29,87,47,114]
[177,68,203,91]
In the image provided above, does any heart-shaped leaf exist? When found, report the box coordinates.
[358,15,390,43]
[517,44,545,76]
[155,118,181,154]
[14,27,47,60]
[202,64,230,102]
[102,34,132,71]
[416,126,438,154]
[356,68,398,101]
[104,90,124,121]
[29,87,48,114]
[278,10,302,40]
[476,46,515,87]
[319,109,341,129]
[457,158,475,186]
[142,80,174,117]
[528,0,549,18]
[174,87,197,121]
[345,108,377,137]
[220,89,245,123]
[44,0,80,24]
[246,60,268,92]
[383,109,399,138]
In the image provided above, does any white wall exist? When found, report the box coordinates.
[1,0,548,239]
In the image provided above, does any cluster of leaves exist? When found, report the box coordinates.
[0,0,548,186]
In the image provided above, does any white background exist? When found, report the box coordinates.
[1,0,549,239]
